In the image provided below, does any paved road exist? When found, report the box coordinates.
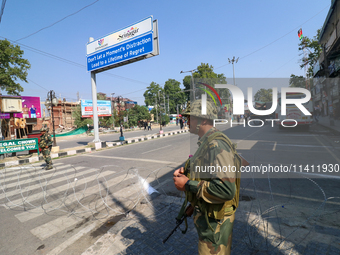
[0,131,190,255]
[56,125,183,150]
[1,123,339,254]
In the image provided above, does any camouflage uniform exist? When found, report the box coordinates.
[181,100,241,255]
[39,128,53,169]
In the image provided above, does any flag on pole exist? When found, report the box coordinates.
[298,28,303,40]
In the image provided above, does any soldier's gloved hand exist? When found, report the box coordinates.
[173,167,185,177]
[173,174,189,191]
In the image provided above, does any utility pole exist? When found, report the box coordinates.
[158,91,163,132]
[180,69,196,100]
[228,56,239,120]
[163,94,166,114]
[167,95,169,114]
[228,56,239,86]
[111,93,115,128]
[155,95,158,124]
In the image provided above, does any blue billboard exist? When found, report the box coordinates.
[86,16,154,72]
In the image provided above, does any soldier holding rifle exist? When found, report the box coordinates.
[170,99,246,255]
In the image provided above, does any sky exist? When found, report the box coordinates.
[0,0,331,105]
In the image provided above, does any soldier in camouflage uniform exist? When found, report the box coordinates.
[39,127,53,170]
[173,99,241,255]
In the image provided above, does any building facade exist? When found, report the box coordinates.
[313,0,340,119]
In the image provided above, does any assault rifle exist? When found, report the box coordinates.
[162,205,194,244]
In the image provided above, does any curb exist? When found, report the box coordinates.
[0,130,188,168]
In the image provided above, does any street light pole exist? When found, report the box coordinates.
[115,96,125,140]
[180,69,196,100]
[228,56,239,86]
[158,91,163,133]
[45,90,58,147]
[111,93,115,128]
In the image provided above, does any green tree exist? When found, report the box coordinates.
[72,105,93,128]
[143,82,163,106]
[254,88,273,102]
[114,109,127,127]
[127,105,150,127]
[164,79,186,114]
[95,92,113,127]
[289,74,305,88]
[182,63,229,103]
[298,29,322,78]
[99,116,113,128]
[0,39,31,95]
[97,93,107,100]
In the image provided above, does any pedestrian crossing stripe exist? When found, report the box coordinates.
[29,174,141,240]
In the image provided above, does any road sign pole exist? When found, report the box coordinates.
[91,72,100,143]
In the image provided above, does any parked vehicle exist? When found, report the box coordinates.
[275,93,313,130]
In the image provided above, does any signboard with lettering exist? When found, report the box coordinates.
[81,100,112,118]
[0,138,39,155]
[86,16,155,72]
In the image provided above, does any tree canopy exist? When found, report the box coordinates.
[0,39,31,95]
[298,28,322,78]
[143,82,163,106]
[72,105,93,128]
[182,63,229,103]
[254,88,273,102]
[289,74,306,88]
[127,105,150,126]
[163,78,186,114]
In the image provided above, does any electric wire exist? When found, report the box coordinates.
[215,5,330,70]
[16,0,100,42]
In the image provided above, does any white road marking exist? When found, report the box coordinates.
[46,222,98,255]
[141,145,171,154]
[14,169,119,222]
[272,142,277,151]
[0,164,82,190]
[276,143,332,148]
[30,175,138,240]
[83,155,174,164]
[0,162,64,176]
[314,136,340,164]
[243,187,340,205]
[0,166,86,200]
[5,167,105,209]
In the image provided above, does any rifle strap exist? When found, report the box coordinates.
[182,217,188,234]
[176,194,188,234]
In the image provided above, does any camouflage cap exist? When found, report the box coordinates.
[183,99,218,120]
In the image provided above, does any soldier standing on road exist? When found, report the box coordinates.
[39,127,53,170]
[173,100,242,255]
